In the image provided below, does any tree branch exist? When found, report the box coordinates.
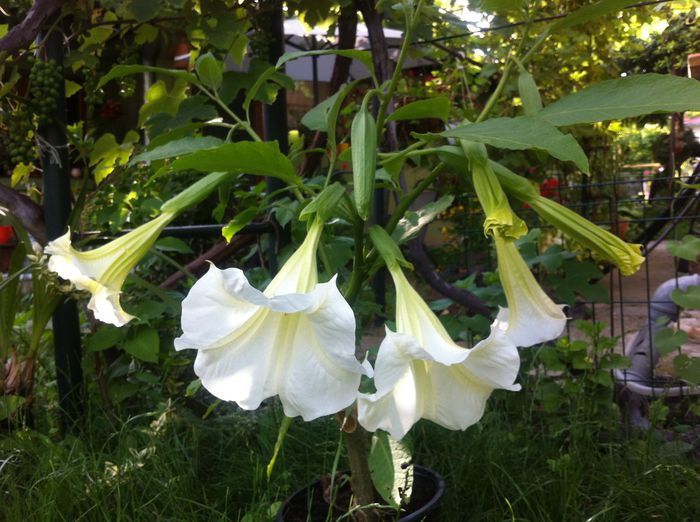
[0,183,47,244]
[406,231,491,316]
[0,0,63,54]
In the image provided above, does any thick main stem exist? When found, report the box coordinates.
[344,425,378,521]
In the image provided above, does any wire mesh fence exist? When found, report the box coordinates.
[445,159,700,403]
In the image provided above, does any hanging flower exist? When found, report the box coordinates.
[357,265,520,440]
[45,211,175,326]
[461,140,527,240]
[174,218,371,421]
[492,232,567,347]
[526,195,644,275]
[491,161,644,275]
[45,171,234,326]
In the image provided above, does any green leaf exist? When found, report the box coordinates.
[301,90,341,132]
[219,61,293,105]
[387,97,451,123]
[11,163,32,187]
[369,431,413,508]
[0,396,26,422]
[393,195,454,243]
[667,235,700,263]
[673,355,700,386]
[138,79,189,128]
[431,117,589,173]
[97,65,196,90]
[195,52,223,91]
[672,286,700,309]
[169,141,300,185]
[185,378,202,397]
[127,0,161,21]
[64,79,82,97]
[655,327,689,357]
[89,131,140,184]
[134,23,158,45]
[222,207,258,243]
[130,136,223,164]
[243,66,294,113]
[517,67,542,116]
[276,50,374,81]
[123,326,160,363]
[87,325,126,352]
[539,74,700,127]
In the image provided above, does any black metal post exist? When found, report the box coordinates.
[40,26,83,431]
[262,0,290,274]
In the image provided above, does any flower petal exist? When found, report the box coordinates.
[358,327,520,440]
[88,286,135,327]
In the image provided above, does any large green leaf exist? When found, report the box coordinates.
[169,141,301,185]
[431,117,589,173]
[369,432,413,508]
[130,136,223,164]
[387,97,451,123]
[539,74,700,127]
[123,326,160,363]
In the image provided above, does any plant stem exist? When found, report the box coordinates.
[375,0,424,132]
[344,425,378,521]
[344,163,444,304]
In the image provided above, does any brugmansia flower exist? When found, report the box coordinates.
[491,161,644,275]
[525,195,644,276]
[45,171,233,326]
[357,264,520,440]
[492,232,567,347]
[462,140,527,240]
[174,218,371,421]
[45,211,176,326]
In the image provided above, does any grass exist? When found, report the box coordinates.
[1,391,700,521]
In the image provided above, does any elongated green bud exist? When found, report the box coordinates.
[160,171,232,213]
[351,101,377,221]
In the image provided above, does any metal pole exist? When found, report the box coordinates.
[263,0,290,273]
[40,26,83,431]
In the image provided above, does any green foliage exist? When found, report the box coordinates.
[435,117,590,173]
[528,319,628,419]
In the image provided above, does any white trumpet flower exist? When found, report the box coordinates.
[45,211,175,326]
[174,218,371,421]
[492,233,567,347]
[357,266,520,440]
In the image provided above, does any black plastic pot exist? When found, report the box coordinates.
[276,465,445,521]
